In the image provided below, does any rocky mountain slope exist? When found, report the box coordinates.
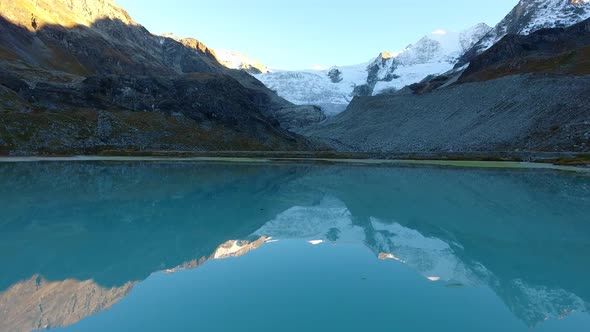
[252,24,491,113]
[459,16,590,82]
[307,75,590,153]
[305,18,590,153]
[0,0,313,154]
[458,0,590,66]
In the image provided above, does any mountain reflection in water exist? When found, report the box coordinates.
[0,162,589,331]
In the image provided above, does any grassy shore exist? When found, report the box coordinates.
[0,150,589,172]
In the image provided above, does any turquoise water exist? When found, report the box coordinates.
[0,161,589,332]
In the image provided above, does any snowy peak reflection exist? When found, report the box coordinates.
[254,197,479,285]
[253,195,590,326]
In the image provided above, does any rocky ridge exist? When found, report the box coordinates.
[458,0,590,66]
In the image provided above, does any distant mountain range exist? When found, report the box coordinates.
[245,24,490,109]
[215,0,590,117]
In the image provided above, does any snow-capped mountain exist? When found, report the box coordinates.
[214,49,271,74]
[367,23,491,95]
[253,23,490,111]
[252,196,590,327]
[459,0,590,65]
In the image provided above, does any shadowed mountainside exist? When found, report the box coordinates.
[459,17,590,83]
[0,0,314,154]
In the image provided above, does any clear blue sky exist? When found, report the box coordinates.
[116,0,517,70]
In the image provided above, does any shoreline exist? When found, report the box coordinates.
[0,153,589,173]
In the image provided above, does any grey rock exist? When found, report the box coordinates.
[327,68,343,83]
[305,74,590,153]
[273,105,327,133]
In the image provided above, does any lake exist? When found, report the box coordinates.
[0,161,589,332]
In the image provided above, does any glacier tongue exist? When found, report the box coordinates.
[254,62,370,107]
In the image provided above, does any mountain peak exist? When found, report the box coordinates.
[458,0,590,65]
[214,49,270,74]
[384,23,491,67]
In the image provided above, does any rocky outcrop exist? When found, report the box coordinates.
[271,105,327,133]
[327,68,343,83]
[0,0,312,154]
[305,74,590,153]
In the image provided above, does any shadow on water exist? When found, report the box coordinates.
[0,161,589,330]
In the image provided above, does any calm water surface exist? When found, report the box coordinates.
[0,161,589,332]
